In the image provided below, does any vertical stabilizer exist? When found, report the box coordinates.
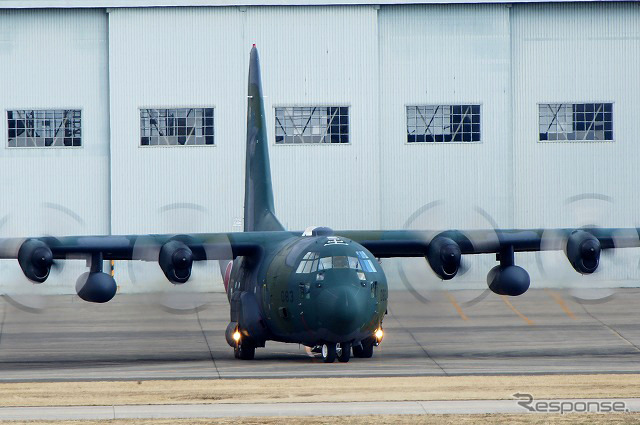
[244,46,284,232]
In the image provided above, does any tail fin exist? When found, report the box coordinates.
[244,46,284,232]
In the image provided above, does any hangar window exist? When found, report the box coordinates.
[407,105,481,143]
[539,103,613,142]
[275,107,349,144]
[140,108,214,146]
[7,109,81,147]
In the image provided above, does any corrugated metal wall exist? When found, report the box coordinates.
[377,4,513,287]
[0,3,638,294]
[246,6,380,231]
[0,9,109,294]
[511,2,640,284]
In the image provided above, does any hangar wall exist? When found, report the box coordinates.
[511,3,640,283]
[0,2,638,294]
[0,9,110,293]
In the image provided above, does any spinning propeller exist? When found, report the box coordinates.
[536,193,639,304]
[394,200,498,306]
[0,203,83,313]
[126,202,231,314]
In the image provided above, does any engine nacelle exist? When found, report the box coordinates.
[76,272,117,303]
[487,265,530,296]
[565,230,600,274]
[17,239,53,283]
[426,236,461,280]
[159,240,193,284]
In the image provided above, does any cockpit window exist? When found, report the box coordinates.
[356,250,377,272]
[319,257,332,270]
[333,256,349,269]
[315,255,376,272]
[296,252,319,274]
[356,251,369,259]
[296,250,377,274]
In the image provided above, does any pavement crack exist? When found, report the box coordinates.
[0,303,6,348]
[195,309,221,379]
[387,305,448,376]
[580,303,640,353]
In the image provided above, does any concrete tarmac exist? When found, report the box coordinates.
[0,398,639,420]
[0,288,638,382]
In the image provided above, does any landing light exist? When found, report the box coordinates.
[375,328,384,341]
[233,330,241,343]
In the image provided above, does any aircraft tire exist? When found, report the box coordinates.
[353,338,374,358]
[237,343,255,360]
[322,343,336,363]
[337,343,351,363]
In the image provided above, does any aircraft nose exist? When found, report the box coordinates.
[317,285,366,335]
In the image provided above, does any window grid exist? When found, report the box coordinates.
[275,106,349,144]
[539,103,613,142]
[407,105,481,143]
[7,109,81,147]
[140,108,214,146]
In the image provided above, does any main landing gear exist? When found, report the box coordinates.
[317,329,383,363]
[234,341,256,360]
[320,342,352,363]
[230,326,256,360]
[352,337,374,358]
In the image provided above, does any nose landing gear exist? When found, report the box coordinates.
[337,343,351,363]
[321,343,352,363]
[321,343,336,363]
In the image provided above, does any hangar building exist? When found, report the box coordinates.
[0,1,638,293]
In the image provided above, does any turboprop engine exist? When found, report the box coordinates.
[17,239,53,283]
[426,236,462,280]
[565,230,601,274]
[159,240,193,284]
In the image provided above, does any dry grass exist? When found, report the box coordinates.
[2,414,640,425]
[0,374,638,407]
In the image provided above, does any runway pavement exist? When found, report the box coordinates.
[0,288,638,381]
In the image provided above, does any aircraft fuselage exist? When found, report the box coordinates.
[224,232,388,349]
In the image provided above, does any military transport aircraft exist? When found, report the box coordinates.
[1,46,638,363]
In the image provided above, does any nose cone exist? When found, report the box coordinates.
[317,286,367,336]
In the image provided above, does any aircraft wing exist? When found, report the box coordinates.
[0,231,299,262]
[337,228,640,256]
[336,228,640,293]
[0,231,297,303]
[3,226,639,302]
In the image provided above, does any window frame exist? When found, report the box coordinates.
[138,106,216,148]
[405,103,483,145]
[273,104,351,146]
[6,108,83,149]
[537,101,615,143]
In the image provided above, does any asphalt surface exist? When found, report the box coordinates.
[0,399,639,420]
[0,288,638,381]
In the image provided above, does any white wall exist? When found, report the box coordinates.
[0,9,110,294]
[511,3,640,284]
[247,6,380,231]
